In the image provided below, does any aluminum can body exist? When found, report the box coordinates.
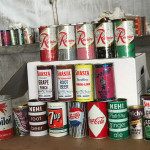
[143,116,150,141]
[76,23,95,60]
[18,28,24,45]
[57,24,76,61]
[141,94,150,116]
[34,28,40,42]
[94,63,116,101]
[23,27,35,44]
[108,99,129,139]
[1,30,11,46]
[88,101,108,139]
[39,26,58,61]
[75,64,94,102]
[10,29,19,45]
[37,65,55,101]
[47,102,68,137]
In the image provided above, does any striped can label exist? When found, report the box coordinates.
[108,99,129,139]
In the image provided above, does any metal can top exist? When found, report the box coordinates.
[75,63,93,66]
[129,105,144,109]
[94,63,113,67]
[37,65,53,69]
[28,99,38,102]
[0,95,11,102]
[58,24,70,27]
[109,98,127,102]
[141,94,150,97]
[13,105,28,110]
[56,64,74,67]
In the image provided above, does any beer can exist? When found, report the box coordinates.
[57,24,76,61]
[68,102,88,138]
[10,29,19,45]
[113,19,135,58]
[1,30,11,46]
[76,23,95,60]
[23,27,35,44]
[143,115,150,141]
[56,65,76,101]
[128,105,144,139]
[88,101,108,139]
[37,65,55,101]
[13,105,29,136]
[0,95,14,140]
[75,64,94,102]
[47,102,68,137]
[141,94,150,116]
[94,63,116,101]
[34,28,40,43]
[39,26,58,61]
[18,28,24,45]
[108,98,129,139]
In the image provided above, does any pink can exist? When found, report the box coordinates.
[76,23,95,60]
[94,63,116,101]
[1,30,11,46]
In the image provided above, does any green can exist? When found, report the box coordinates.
[108,98,129,139]
[10,29,19,45]
[113,19,135,58]
[18,28,24,45]
[143,116,150,141]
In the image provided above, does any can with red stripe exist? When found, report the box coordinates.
[141,94,150,116]
[1,30,11,46]
[23,27,35,44]
[87,101,108,138]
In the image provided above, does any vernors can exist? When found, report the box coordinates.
[88,101,108,139]
[1,30,11,46]
[141,94,150,116]
[128,105,144,139]
[143,116,150,141]
[10,29,19,45]
[113,19,135,58]
[37,65,55,101]
[56,65,75,101]
[94,63,116,101]
[39,26,58,61]
[108,98,129,139]
[0,95,14,140]
[76,23,95,60]
[75,64,94,102]
[57,24,76,61]
[68,102,88,138]
[47,102,68,137]
[23,27,35,44]
[13,105,29,136]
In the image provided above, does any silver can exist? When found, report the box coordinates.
[23,27,35,44]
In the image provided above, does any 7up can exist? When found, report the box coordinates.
[108,98,129,139]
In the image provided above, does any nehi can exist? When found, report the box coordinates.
[129,105,144,139]
[75,64,94,102]
[141,94,150,116]
[1,30,11,46]
[143,115,150,141]
[88,101,108,139]
[47,102,68,137]
[56,65,75,101]
[23,27,35,44]
[108,98,129,139]
[10,29,19,45]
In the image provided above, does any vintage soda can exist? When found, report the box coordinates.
[47,102,68,137]
[108,98,129,139]
[1,30,11,46]
[57,24,76,61]
[94,20,115,58]
[10,29,19,45]
[113,19,135,58]
[56,65,75,101]
[143,116,150,141]
[37,65,55,101]
[39,26,58,61]
[18,28,24,45]
[34,28,40,42]
[75,64,94,102]
[0,32,2,46]
[0,95,14,140]
[141,94,150,116]
[68,102,88,138]
[76,23,95,60]
[23,27,35,44]
[128,105,144,139]
[94,63,116,101]
[13,105,29,136]
[87,101,108,139]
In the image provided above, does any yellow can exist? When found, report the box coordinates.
[75,64,94,102]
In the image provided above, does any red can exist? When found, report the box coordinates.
[39,26,58,61]
[88,101,108,139]
[1,30,11,46]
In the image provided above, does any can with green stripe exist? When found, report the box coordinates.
[108,98,129,139]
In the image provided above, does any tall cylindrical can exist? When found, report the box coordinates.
[34,28,40,43]
[94,63,116,101]
[10,29,19,45]
[18,28,24,45]
[47,102,68,137]
[37,65,55,101]
[39,26,58,61]
[23,27,35,44]
[76,23,95,60]
[141,94,150,116]
[56,65,75,101]
[75,64,94,102]
[143,116,150,141]
[0,95,14,140]
[94,20,115,58]
[108,99,129,139]
[57,24,76,61]
[68,102,88,138]
[87,101,108,139]
[128,105,144,139]
[113,20,135,57]
[1,30,11,46]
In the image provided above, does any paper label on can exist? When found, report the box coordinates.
[95,23,114,47]
[144,120,150,138]
[143,100,150,115]
[69,108,84,127]
[57,69,73,98]
[88,104,106,137]
[37,69,53,98]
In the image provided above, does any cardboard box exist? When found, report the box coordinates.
[27,53,148,106]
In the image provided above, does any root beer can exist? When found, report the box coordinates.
[143,116,150,141]
[141,94,150,116]
[23,27,35,44]
[1,30,11,46]
[88,101,108,139]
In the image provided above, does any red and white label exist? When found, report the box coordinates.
[143,100,150,116]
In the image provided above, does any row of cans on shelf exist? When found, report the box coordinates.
[37,63,116,102]
[39,18,136,62]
